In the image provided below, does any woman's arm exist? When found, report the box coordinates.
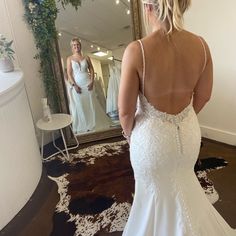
[66,57,81,93]
[86,56,95,90]
[118,42,140,142]
[193,39,213,114]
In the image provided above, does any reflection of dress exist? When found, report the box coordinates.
[106,63,121,119]
[70,59,95,134]
[94,76,106,111]
[123,41,236,235]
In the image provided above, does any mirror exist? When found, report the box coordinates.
[54,0,142,143]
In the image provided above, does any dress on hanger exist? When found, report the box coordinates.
[106,62,121,119]
[122,40,236,236]
[94,75,106,112]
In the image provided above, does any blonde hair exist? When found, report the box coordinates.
[70,37,81,47]
[142,0,191,34]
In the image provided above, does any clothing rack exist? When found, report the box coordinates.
[113,57,122,63]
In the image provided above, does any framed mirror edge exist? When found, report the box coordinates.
[54,0,143,145]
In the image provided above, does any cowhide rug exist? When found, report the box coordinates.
[44,140,228,236]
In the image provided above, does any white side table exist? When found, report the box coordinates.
[36,113,79,161]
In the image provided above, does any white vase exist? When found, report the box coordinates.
[0,58,14,73]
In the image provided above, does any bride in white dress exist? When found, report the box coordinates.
[118,0,236,235]
[67,38,113,134]
[67,38,95,134]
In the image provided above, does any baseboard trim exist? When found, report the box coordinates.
[200,125,236,146]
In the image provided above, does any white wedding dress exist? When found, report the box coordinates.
[70,59,95,134]
[122,40,236,236]
[67,59,113,134]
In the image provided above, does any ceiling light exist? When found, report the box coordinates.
[126,9,130,15]
[90,45,94,48]
[116,0,120,4]
[58,32,62,37]
[97,47,100,51]
[93,51,108,57]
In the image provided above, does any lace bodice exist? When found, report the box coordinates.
[138,93,192,125]
[124,91,236,236]
[71,59,91,87]
[71,58,88,73]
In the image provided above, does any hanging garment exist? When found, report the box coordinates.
[106,63,121,119]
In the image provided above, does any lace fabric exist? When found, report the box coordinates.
[123,38,235,236]
[138,93,192,124]
[122,92,236,236]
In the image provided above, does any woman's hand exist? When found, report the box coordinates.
[87,81,94,91]
[122,130,131,145]
[74,84,82,93]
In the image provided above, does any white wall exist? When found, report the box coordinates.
[0,0,52,144]
[185,0,236,145]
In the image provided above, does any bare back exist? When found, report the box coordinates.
[137,30,211,114]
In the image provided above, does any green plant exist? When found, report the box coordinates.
[23,0,82,111]
[0,34,15,60]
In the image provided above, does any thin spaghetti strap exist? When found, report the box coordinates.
[137,39,145,95]
[199,36,207,73]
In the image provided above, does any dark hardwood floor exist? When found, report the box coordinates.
[199,139,236,228]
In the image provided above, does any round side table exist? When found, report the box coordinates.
[36,113,79,160]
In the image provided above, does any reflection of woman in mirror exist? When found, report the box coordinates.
[66,37,95,134]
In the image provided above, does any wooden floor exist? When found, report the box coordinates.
[198,139,236,228]
[1,138,236,236]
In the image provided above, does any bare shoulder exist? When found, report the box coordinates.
[67,55,72,62]
[182,30,211,54]
[86,56,93,66]
[183,30,209,46]
[122,40,142,66]
[181,29,200,39]
[123,41,141,58]
[85,55,91,61]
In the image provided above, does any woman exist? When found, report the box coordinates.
[118,0,236,235]
[67,37,95,134]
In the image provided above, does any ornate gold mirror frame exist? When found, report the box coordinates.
[43,0,142,144]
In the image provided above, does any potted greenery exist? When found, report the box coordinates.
[0,34,15,72]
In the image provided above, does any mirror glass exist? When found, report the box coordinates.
[55,0,133,136]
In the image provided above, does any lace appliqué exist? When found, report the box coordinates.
[138,93,192,125]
